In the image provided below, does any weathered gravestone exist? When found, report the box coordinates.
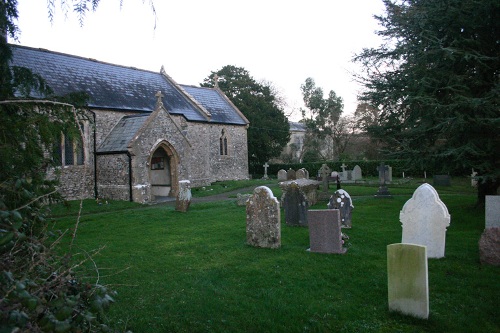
[400,183,451,258]
[296,168,306,179]
[246,186,281,249]
[352,165,362,181]
[282,181,308,227]
[387,243,429,319]
[318,164,331,199]
[262,162,269,180]
[485,195,500,228]
[277,169,287,181]
[301,168,309,179]
[327,189,354,228]
[308,209,346,254]
[175,180,192,212]
[280,178,320,206]
[479,227,500,266]
[433,174,451,186]
[287,168,296,180]
[237,193,252,206]
[374,162,392,198]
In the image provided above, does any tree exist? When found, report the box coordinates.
[202,65,290,172]
[354,0,500,204]
[300,77,349,161]
[0,1,149,331]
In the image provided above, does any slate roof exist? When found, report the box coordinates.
[97,115,149,153]
[180,85,248,125]
[9,45,248,126]
[289,121,307,132]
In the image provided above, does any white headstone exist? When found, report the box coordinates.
[387,243,429,319]
[400,183,451,258]
[352,165,362,180]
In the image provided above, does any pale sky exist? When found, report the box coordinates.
[12,0,385,120]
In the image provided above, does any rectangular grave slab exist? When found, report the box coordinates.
[308,209,346,254]
[387,243,429,319]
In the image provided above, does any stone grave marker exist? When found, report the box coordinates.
[237,193,252,206]
[262,162,269,180]
[246,186,281,249]
[301,168,309,179]
[277,169,287,181]
[352,165,362,181]
[327,189,354,228]
[374,162,392,198]
[479,227,500,266]
[319,163,331,198]
[400,183,451,258]
[471,169,478,187]
[308,209,346,254]
[433,175,451,186]
[282,181,308,227]
[387,243,429,319]
[287,168,296,180]
[485,195,500,228]
[296,168,306,179]
[175,180,192,212]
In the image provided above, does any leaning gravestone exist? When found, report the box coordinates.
[400,183,451,258]
[327,190,354,228]
[282,181,308,227]
[387,243,429,319]
[175,180,192,212]
[246,186,281,249]
[308,209,346,254]
[277,169,287,181]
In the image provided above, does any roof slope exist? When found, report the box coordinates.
[181,85,249,125]
[97,115,149,153]
[9,45,248,125]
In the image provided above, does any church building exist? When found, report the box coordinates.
[9,45,250,203]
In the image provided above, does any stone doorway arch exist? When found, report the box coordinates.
[149,141,179,199]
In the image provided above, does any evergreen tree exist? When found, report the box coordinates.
[354,0,499,204]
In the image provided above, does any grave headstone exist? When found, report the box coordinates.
[319,164,331,198]
[282,181,308,227]
[327,190,354,228]
[485,195,500,228]
[400,183,451,258]
[387,243,429,319]
[246,186,281,249]
[262,162,269,180]
[175,180,192,212]
[296,168,306,179]
[237,193,252,206]
[308,209,347,254]
[301,168,310,179]
[471,169,478,187]
[352,165,362,181]
[279,178,320,206]
[277,169,287,181]
[479,227,500,266]
[375,162,392,198]
[287,168,296,180]
[433,175,451,186]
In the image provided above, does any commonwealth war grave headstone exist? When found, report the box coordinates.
[246,186,281,249]
[400,183,451,258]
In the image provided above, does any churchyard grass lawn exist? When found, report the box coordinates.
[50,179,498,332]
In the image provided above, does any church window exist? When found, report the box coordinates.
[54,129,85,167]
[220,129,228,156]
[151,156,165,170]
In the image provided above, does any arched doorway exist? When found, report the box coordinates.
[149,141,179,199]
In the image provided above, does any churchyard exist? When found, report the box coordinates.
[49,177,498,332]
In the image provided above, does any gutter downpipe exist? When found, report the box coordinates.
[89,110,98,199]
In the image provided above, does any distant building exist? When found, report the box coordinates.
[273,121,307,163]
